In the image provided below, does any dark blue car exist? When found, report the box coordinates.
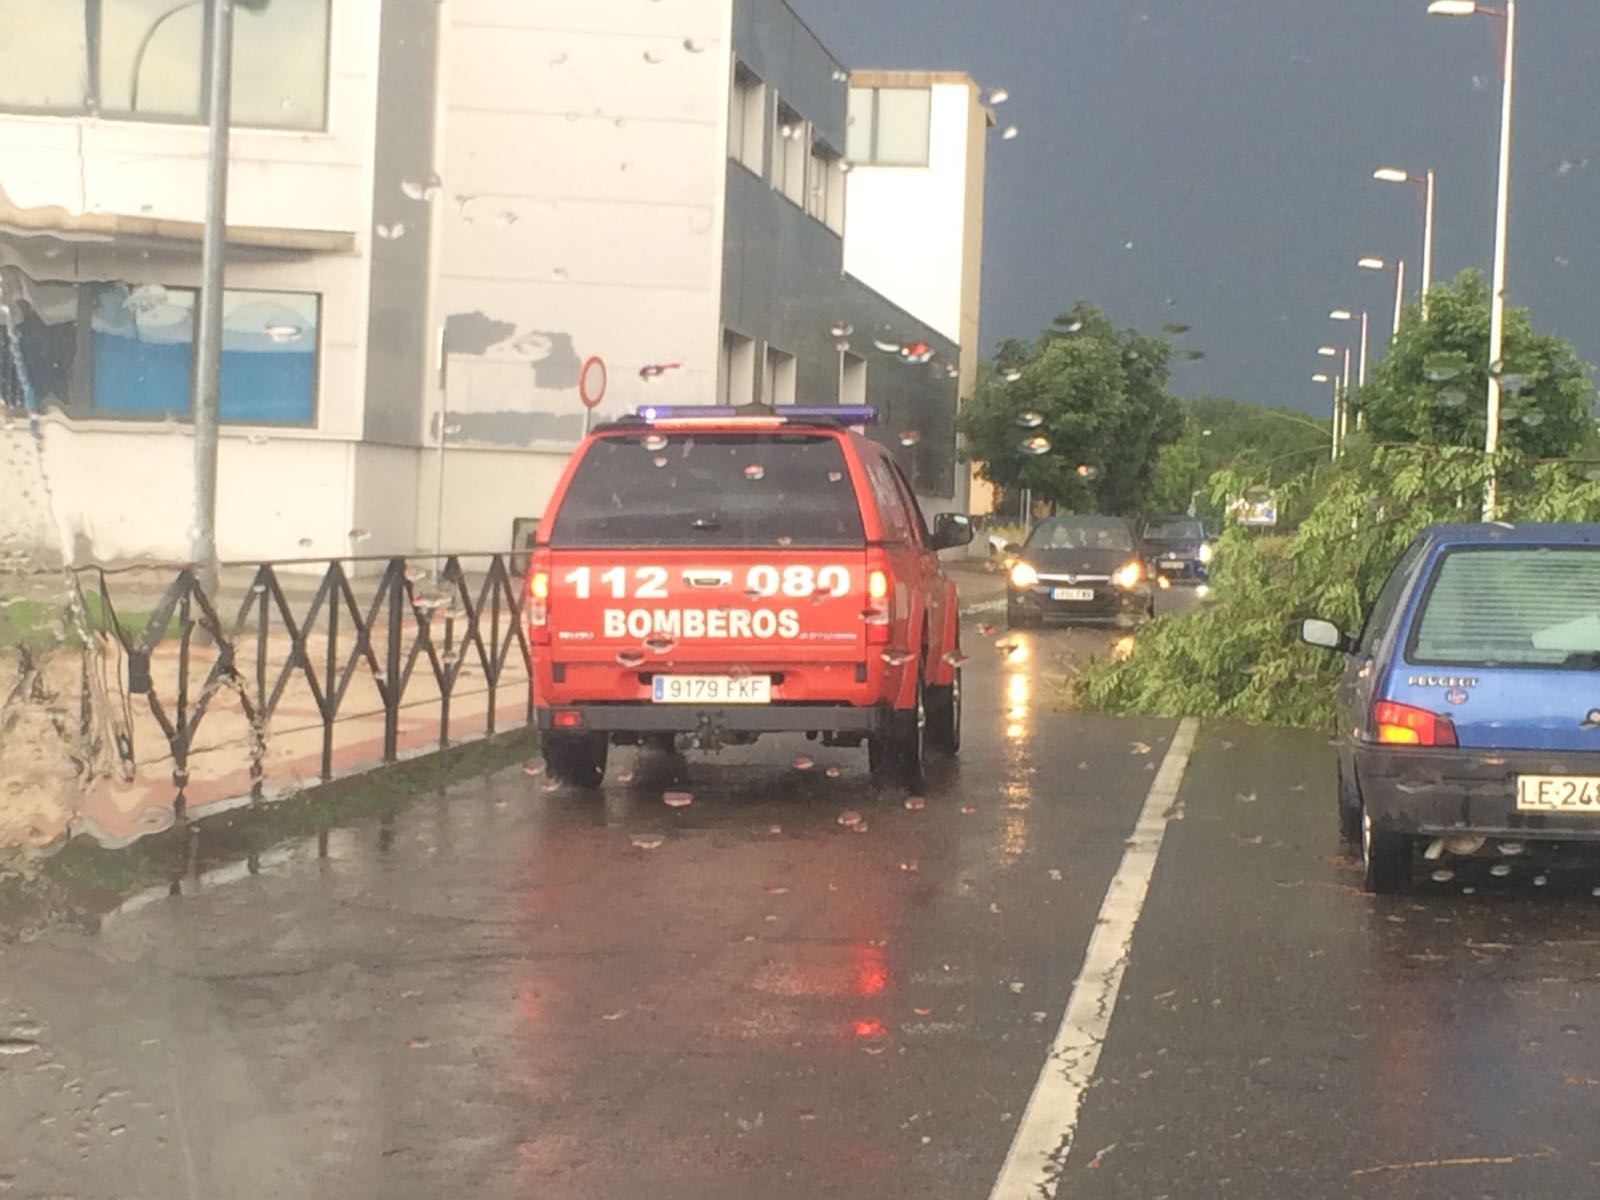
[1302,523,1600,893]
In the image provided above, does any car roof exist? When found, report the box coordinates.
[1419,522,1600,548]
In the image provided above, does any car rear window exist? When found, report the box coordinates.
[547,432,865,548]
[1410,546,1600,668]
[1144,518,1204,541]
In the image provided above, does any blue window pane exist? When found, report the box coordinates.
[218,292,318,425]
[90,284,192,416]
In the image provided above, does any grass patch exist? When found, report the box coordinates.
[0,727,538,940]
[0,592,178,651]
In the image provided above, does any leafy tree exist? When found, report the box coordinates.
[961,304,1182,515]
[1361,271,1593,456]
[1148,396,1333,515]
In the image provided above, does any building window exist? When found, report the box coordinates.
[720,329,755,407]
[840,351,866,407]
[89,283,319,425]
[773,100,808,206]
[728,61,765,174]
[807,141,846,234]
[846,86,932,167]
[764,345,796,406]
[0,0,331,130]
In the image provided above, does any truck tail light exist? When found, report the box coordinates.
[1373,700,1457,748]
[527,554,551,645]
[865,561,892,645]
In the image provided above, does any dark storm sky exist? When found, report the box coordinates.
[790,0,1600,415]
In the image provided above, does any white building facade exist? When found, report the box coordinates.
[0,0,991,568]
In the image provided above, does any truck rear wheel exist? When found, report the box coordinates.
[542,732,608,789]
[927,667,961,755]
[871,670,928,791]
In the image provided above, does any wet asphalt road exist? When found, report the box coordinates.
[6,590,1600,1198]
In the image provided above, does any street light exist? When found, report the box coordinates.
[1329,308,1370,391]
[1312,372,1341,461]
[1373,165,1437,317]
[1429,0,1517,519]
[1358,256,1407,337]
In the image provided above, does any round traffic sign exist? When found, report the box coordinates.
[579,356,608,409]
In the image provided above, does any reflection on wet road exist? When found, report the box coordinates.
[5,597,1600,1197]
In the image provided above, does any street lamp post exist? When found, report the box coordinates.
[1374,166,1437,317]
[1358,257,1407,337]
[1312,372,1341,461]
[1330,309,1370,428]
[1428,0,1517,519]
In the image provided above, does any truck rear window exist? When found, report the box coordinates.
[548,432,866,548]
[1410,546,1600,668]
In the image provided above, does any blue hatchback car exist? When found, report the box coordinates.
[1302,523,1600,893]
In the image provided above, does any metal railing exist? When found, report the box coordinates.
[68,553,531,819]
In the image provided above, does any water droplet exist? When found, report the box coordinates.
[744,464,766,481]
[904,796,925,811]
[297,537,313,549]
[943,651,969,667]
[1008,981,1026,993]
[1438,388,1468,408]
[0,1039,38,1056]
[899,429,921,447]
[1021,435,1052,455]
[1430,869,1455,883]
[631,833,666,850]
[549,50,569,66]
[1522,409,1545,427]
[643,49,665,64]
[1017,411,1044,428]
[793,755,814,771]
[642,433,669,451]
[828,470,844,483]
[837,810,863,828]
[348,528,371,542]
[663,791,693,808]
[1001,367,1023,382]
[683,37,706,52]
[1534,874,1549,887]
[831,321,854,338]
[551,267,570,282]
[824,766,841,779]
[616,649,646,668]
[873,337,902,354]
[1500,372,1530,396]
[263,321,304,344]
[617,770,636,784]
[1423,355,1463,382]
[652,455,669,468]
[1123,239,1135,251]
[643,634,676,655]
[1489,863,1512,877]
[1076,464,1100,479]
[881,650,912,667]
[522,762,542,777]
[960,805,977,815]
[1001,125,1019,140]
[861,606,891,627]
[375,222,405,240]
[495,210,519,228]
[401,172,442,202]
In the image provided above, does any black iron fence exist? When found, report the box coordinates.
[65,553,531,819]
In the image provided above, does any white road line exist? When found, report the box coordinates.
[962,598,1008,616]
[988,716,1201,1200]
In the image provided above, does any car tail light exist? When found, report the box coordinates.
[1373,700,1457,747]
[865,560,892,645]
[552,709,584,729]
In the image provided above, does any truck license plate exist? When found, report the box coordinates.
[652,675,772,704]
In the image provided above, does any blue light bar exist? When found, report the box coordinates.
[636,405,878,426]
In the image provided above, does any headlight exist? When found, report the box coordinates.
[1009,561,1040,589]
[1112,560,1143,590]
[1198,542,1214,564]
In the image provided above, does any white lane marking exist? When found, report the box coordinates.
[962,598,1007,616]
[988,716,1201,1200]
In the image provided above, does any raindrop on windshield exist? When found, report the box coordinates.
[495,210,519,227]
[861,606,891,626]
[1001,125,1019,140]
[264,322,304,343]
[1489,863,1512,877]
[881,650,912,666]
[899,429,921,447]
[642,434,669,452]
[1430,869,1455,883]
[663,791,693,808]
[1001,367,1023,382]
[835,339,851,353]
[1500,372,1531,396]
[793,755,814,771]
[744,464,766,481]
[1076,464,1100,478]
[616,649,646,668]
[1522,410,1545,427]
[297,537,313,549]
[630,833,666,850]
[905,796,925,811]
[873,337,902,354]
[1438,388,1467,409]
[375,222,405,240]
[653,455,669,468]
[643,49,665,64]
[683,37,706,52]
[942,651,969,667]
[1017,411,1044,428]
[643,634,675,655]
[824,766,841,779]
[837,810,863,828]
[831,321,854,338]
[1021,436,1052,455]
[1423,355,1464,382]
[401,173,442,202]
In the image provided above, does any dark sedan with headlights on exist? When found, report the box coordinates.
[1141,515,1215,584]
[1005,516,1155,628]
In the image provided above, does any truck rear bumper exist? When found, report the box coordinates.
[537,703,885,736]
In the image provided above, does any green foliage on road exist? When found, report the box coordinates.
[961,306,1183,515]
[1361,271,1593,456]
[1074,444,1600,728]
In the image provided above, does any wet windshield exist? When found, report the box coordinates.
[7,1,1600,1195]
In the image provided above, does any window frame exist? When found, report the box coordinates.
[727,60,766,175]
[846,85,932,168]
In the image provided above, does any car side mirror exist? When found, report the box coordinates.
[932,512,975,551]
[1300,618,1354,654]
